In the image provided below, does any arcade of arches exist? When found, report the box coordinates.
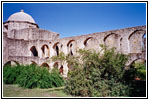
[3,10,146,77]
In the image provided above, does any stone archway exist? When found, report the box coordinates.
[52,62,64,75]
[59,65,64,75]
[41,44,50,58]
[41,62,50,69]
[3,60,19,67]
[84,37,99,50]
[128,58,145,67]
[30,61,37,66]
[53,62,59,69]
[53,42,61,56]
[30,46,38,57]
[104,33,120,50]
[142,34,146,52]
[67,40,76,56]
[128,30,145,53]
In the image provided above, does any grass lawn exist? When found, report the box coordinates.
[3,84,72,97]
[3,81,146,97]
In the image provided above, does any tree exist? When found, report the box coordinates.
[52,45,132,97]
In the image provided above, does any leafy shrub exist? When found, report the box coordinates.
[3,64,64,89]
[124,61,146,97]
[53,45,131,97]
[134,62,146,80]
[3,65,22,84]
[123,61,146,85]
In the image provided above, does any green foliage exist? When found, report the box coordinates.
[119,61,146,97]
[134,62,146,80]
[3,64,64,89]
[53,45,131,97]
[124,61,146,82]
[51,52,80,67]
[3,65,22,84]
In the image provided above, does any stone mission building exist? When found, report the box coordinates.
[3,10,146,77]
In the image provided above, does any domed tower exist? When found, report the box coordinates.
[3,10,39,33]
[3,10,60,67]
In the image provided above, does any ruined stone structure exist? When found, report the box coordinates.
[3,10,146,77]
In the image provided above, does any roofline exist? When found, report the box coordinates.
[3,21,39,28]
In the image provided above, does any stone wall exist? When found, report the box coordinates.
[4,21,38,33]
[51,25,146,55]
[14,28,59,40]
[6,27,59,41]
[3,25,146,77]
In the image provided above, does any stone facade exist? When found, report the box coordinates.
[3,10,146,77]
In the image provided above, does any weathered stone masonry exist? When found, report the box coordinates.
[3,10,146,77]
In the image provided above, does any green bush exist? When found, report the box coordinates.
[67,49,129,96]
[123,61,146,84]
[3,64,64,89]
[53,45,131,97]
[3,65,22,84]
[134,62,146,80]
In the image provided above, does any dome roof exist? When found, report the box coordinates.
[7,10,35,23]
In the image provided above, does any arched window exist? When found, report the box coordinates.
[30,46,38,57]
[67,40,76,56]
[53,42,60,56]
[41,44,49,57]
[56,45,59,55]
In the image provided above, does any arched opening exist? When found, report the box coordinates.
[53,62,59,69]
[84,37,99,50]
[41,63,50,69]
[53,42,60,56]
[3,60,19,67]
[30,46,38,57]
[59,65,63,74]
[67,40,76,56]
[30,61,37,66]
[129,59,146,67]
[128,30,145,53]
[41,44,49,58]
[125,58,146,96]
[56,45,59,56]
[84,37,93,47]
[128,58,146,80]
[120,38,123,53]
[142,34,146,52]
[53,62,63,74]
[104,33,120,49]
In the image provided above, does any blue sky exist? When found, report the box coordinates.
[3,3,146,38]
